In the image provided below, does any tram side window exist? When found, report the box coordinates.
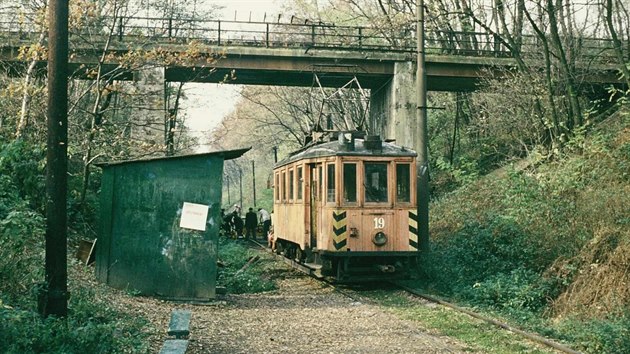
[364,162,388,203]
[275,173,280,202]
[326,163,336,203]
[343,163,357,203]
[396,163,411,203]
[289,169,294,201]
[297,166,303,200]
[318,166,323,201]
[281,171,287,202]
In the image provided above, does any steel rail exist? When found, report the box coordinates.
[395,283,583,354]
[247,238,583,353]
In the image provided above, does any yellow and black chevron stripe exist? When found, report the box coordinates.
[408,210,419,251]
[332,210,348,251]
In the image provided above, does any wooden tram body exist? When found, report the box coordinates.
[272,133,420,281]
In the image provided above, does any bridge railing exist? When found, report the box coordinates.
[0,12,623,61]
[114,16,420,52]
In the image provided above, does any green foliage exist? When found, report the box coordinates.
[0,141,152,353]
[460,268,560,315]
[217,239,276,294]
[0,287,150,354]
[0,140,46,211]
[434,156,480,189]
[426,104,629,352]
[557,315,630,354]
[424,217,551,298]
[0,142,46,304]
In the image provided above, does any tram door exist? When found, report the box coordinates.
[310,164,322,248]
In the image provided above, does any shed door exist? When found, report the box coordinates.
[310,164,323,248]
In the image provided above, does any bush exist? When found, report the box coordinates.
[0,163,45,304]
[0,140,46,211]
[0,141,152,353]
[557,315,630,354]
[0,287,150,354]
[424,216,547,294]
[460,268,559,314]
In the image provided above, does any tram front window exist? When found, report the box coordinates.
[343,163,357,203]
[364,162,388,203]
[327,164,336,203]
[396,163,411,203]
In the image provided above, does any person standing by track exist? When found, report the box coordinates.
[258,208,271,241]
[245,207,258,240]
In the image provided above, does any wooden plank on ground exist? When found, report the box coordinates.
[168,309,192,338]
[159,339,189,354]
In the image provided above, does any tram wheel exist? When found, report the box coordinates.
[275,241,284,255]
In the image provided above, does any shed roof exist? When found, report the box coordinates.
[96,147,251,168]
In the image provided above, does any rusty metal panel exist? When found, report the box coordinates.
[96,151,247,301]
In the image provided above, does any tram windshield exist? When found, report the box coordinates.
[364,162,388,203]
[343,163,357,203]
[396,163,411,202]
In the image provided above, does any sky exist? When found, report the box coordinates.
[181,1,285,152]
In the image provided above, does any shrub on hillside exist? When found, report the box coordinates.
[460,267,560,314]
[557,314,630,354]
[0,170,45,304]
[0,287,150,353]
[424,216,546,293]
[0,141,46,211]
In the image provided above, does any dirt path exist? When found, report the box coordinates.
[172,272,466,354]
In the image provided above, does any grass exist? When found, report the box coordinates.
[363,289,558,354]
[217,238,289,294]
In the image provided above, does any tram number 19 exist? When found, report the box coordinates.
[373,217,385,229]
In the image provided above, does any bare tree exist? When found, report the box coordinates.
[603,0,630,89]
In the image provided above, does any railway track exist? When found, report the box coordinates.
[394,284,583,354]
[246,238,583,354]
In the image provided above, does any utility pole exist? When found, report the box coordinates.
[41,0,69,317]
[251,160,256,207]
[239,168,243,211]
[225,174,231,204]
[416,0,430,253]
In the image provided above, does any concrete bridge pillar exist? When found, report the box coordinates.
[130,67,166,147]
[369,61,418,150]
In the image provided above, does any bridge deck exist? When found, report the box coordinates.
[0,14,624,91]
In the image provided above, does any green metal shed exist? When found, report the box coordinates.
[95,148,249,301]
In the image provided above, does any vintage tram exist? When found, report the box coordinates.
[271,132,421,282]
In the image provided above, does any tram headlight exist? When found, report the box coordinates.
[372,231,387,246]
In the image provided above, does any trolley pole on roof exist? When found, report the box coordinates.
[416,0,430,252]
[41,0,69,317]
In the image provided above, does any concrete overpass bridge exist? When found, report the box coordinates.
[0,14,624,147]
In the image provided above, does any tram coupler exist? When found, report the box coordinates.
[375,264,396,273]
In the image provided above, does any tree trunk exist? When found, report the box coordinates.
[546,0,582,129]
[604,0,630,89]
[78,10,120,207]
[16,32,46,139]
[166,82,184,156]
[524,7,561,143]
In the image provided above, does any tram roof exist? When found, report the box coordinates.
[275,138,417,168]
